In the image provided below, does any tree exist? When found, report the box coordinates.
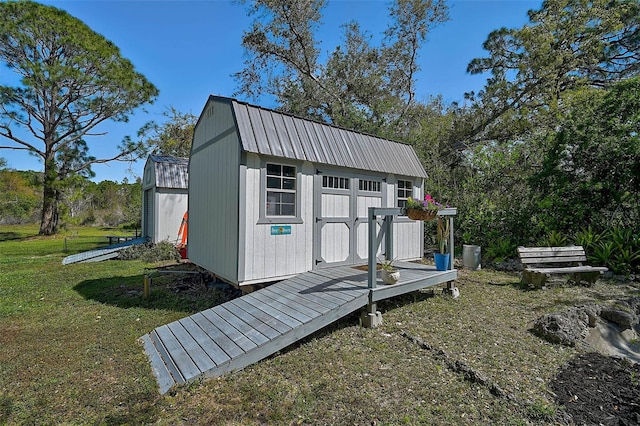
[234,0,448,135]
[142,107,197,158]
[531,77,640,233]
[439,0,639,250]
[461,0,639,147]
[0,2,158,235]
[0,169,40,224]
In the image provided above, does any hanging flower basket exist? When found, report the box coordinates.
[406,208,438,221]
[405,194,447,221]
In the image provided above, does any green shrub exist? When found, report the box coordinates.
[118,241,180,263]
[585,228,640,275]
[485,238,517,262]
[539,230,568,247]
[573,227,603,251]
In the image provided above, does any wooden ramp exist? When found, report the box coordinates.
[141,262,457,394]
[62,237,147,265]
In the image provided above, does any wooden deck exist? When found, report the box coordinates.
[141,262,457,394]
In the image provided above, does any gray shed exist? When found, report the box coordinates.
[142,155,189,244]
[189,96,428,287]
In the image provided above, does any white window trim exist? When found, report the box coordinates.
[397,178,414,208]
[257,160,303,224]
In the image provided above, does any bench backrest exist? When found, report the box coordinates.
[517,246,587,266]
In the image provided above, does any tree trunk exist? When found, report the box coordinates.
[39,156,59,235]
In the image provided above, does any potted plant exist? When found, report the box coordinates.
[405,194,443,221]
[434,216,450,271]
[379,257,400,284]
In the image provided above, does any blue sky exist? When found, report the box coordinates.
[2,0,540,182]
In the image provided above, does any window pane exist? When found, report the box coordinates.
[267,164,281,176]
[282,178,296,190]
[281,204,295,216]
[267,176,281,189]
[282,192,295,204]
[266,164,297,217]
[266,192,279,215]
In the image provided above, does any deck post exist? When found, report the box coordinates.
[367,207,377,290]
[384,214,394,262]
[363,207,382,327]
[438,209,458,295]
[363,207,403,328]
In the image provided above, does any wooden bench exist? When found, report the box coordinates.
[517,246,608,288]
[105,235,136,245]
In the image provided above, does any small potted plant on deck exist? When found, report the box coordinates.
[405,194,442,221]
[379,257,400,285]
[434,216,451,271]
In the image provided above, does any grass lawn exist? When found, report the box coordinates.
[1,224,638,425]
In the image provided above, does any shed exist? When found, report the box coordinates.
[142,155,189,244]
[189,96,428,287]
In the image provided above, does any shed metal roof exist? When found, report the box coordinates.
[148,155,189,189]
[211,96,427,178]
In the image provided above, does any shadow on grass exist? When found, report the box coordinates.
[487,279,534,292]
[74,273,239,314]
[62,236,110,255]
[0,231,31,242]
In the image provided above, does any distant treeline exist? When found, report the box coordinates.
[0,169,141,228]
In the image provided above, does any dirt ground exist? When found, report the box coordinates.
[550,352,640,425]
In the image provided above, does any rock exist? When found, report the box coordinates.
[600,307,638,328]
[532,308,590,346]
[619,297,640,315]
[581,304,602,327]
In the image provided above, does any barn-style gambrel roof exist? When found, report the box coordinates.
[207,96,427,178]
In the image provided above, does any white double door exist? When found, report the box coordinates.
[314,173,384,268]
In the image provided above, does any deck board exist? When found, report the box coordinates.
[141,263,457,393]
[168,320,218,372]
[258,286,330,317]
[208,304,274,345]
[284,276,353,304]
[229,298,291,337]
[154,324,201,381]
[261,283,335,313]
[275,280,343,309]
[186,314,241,361]
[195,310,257,353]
[241,294,307,327]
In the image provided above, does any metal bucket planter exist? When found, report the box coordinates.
[462,245,481,270]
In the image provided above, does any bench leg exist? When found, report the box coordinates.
[572,271,601,285]
[522,270,547,289]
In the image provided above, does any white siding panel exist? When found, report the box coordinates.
[189,100,240,283]
[321,223,350,263]
[393,221,423,260]
[356,196,381,218]
[356,221,382,260]
[242,155,260,280]
[321,193,350,217]
[155,191,188,243]
[240,156,313,284]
